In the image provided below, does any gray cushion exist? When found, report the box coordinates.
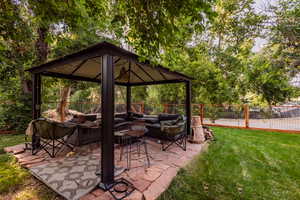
[158,114,180,121]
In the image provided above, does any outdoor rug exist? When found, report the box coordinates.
[29,154,101,200]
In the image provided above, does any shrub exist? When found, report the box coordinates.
[0,94,32,132]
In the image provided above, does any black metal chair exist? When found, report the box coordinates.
[31,118,77,157]
[160,120,187,151]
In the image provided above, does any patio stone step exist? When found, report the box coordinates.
[143,167,179,200]
[4,143,25,154]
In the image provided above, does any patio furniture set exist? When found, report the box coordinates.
[24,112,188,200]
[28,112,187,159]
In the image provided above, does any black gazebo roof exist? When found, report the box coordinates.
[27,41,193,86]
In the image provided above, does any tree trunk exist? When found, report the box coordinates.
[35,27,49,63]
[17,66,26,94]
[57,86,72,122]
[218,31,222,50]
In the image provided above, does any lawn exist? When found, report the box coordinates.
[0,134,58,200]
[1,128,300,200]
[0,134,28,193]
[159,127,300,200]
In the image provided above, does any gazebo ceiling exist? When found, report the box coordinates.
[26,41,193,86]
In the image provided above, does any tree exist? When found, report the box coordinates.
[112,0,216,59]
[246,51,296,106]
[269,0,300,70]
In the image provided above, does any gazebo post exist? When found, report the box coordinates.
[32,73,41,149]
[185,81,191,136]
[32,73,41,119]
[126,85,131,114]
[99,54,115,189]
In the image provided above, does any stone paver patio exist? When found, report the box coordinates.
[5,138,208,200]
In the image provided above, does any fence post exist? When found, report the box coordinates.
[163,104,168,113]
[200,104,204,125]
[244,104,249,128]
[141,102,145,113]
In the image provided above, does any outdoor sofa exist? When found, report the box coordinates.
[68,114,130,146]
[67,112,188,151]
[115,112,188,151]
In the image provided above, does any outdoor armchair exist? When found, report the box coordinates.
[31,118,77,157]
[160,117,187,151]
[146,114,187,151]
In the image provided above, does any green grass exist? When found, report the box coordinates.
[0,134,29,194]
[0,133,25,154]
[159,127,300,200]
[1,128,300,199]
[0,134,59,199]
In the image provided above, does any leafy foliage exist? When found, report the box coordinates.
[269,0,300,70]
[112,0,216,59]
[246,52,296,106]
[0,0,299,131]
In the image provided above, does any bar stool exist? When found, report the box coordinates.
[117,129,150,170]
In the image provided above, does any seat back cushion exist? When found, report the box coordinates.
[158,114,180,121]
[34,119,76,140]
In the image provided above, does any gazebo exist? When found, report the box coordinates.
[26,41,193,189]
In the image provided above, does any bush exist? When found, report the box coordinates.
[0,94,32,132]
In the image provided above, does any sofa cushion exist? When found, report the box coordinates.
[115,113,128,119]
[130,112,144,118]
[146,123,160,129]
[160,120,177,127]
[158,114,180,121]
[115,112,144,121]
[115,117,126,124]
[142,118,159,124]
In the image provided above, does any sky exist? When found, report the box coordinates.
[252,0,278,52]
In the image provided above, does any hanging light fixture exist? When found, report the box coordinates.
[116,67,130,82]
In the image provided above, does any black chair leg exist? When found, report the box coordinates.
[143,139,151,167]
[161,134,187,151]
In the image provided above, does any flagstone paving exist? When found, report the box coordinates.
[5,138,208,200]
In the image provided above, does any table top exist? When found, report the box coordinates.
[126,130,145,137]
[114,129,145,137]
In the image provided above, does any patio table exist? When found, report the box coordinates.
[115,123,150,170]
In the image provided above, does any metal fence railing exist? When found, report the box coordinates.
[202,104,245,127]
[201,104,300,133]
[8,100,300,133]
[42,102,300,132]
[139,103,300,133]
[248,106,300,131]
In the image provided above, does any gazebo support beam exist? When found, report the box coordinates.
[99,54,115,189]
[32,73,41,119]
[129,79,185,86]
[126,86,131,114]
[185,81,191,136]
[32,73,41,149]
